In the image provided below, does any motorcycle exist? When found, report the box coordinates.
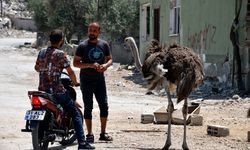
[21,72,83,150]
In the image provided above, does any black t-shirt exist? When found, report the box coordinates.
[75,39,111,80]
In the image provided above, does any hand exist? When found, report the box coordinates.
[92,62,100,69]
[74,101,82,108]
[73,82,80,87]
[97,64,108,72]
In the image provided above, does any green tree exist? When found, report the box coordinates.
[28,0,88,42]
[27,0,49,32]
[28,0,140,43]
[94,0,140,40]
[27,0,50,47]
[45,0,88,41]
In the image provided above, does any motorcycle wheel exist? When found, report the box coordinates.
[32,121,49,150]
[60,108,83,146]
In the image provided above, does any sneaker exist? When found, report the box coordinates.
[86,134,94,143]
[78,142,95,150]
[99,133,113,141]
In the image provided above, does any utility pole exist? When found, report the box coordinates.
[97,0,100,21]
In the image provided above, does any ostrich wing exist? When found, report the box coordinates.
[163,46,204,103]
[176,70,196,103]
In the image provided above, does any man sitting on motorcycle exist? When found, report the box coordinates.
[34,29,95,150]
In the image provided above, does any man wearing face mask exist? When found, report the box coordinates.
[73,22,113,143]
[35,29,95,150]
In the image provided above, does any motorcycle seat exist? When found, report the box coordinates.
[28,91,54,102]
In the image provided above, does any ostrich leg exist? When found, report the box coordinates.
[162,90,174,150]
[182,98,189,150]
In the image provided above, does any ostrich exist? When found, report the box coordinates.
[124,37,204,150]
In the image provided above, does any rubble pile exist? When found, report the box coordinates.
[194,76,249,99]
[124,67,249,99]
[3,0,30,18]
[0,28,36,38]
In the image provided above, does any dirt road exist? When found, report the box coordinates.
[0,37,249,150]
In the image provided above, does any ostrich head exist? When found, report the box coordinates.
[125,37,169,93]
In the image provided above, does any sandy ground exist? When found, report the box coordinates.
[0,37,250,150]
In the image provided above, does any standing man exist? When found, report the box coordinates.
[35,29,95,150]
[73,22,113,143]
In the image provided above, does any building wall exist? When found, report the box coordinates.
[140,0,236,63]
[140,0,250,90]
[181,0,235,79]
[182,0,234,56]
[11,17,37,31]
[140,0,152,61]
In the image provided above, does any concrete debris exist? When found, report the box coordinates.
[141,113,154,124]
[115,81,126,87]
[232,94,241,100]
[127,116,134,120]
[207,125,229,137]
[111,63,121,71]
[119,65,248,100]
[153,102,201,125]
[190,76,248,100]
[3,0,31,18]
[127,65,136,70]
[190,114,203,126]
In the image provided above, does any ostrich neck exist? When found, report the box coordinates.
[130,40,142,72]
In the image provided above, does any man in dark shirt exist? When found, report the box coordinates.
[35,29,95,150]
[73,22,113,143]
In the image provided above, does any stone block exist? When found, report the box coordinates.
[207,125,229,137]
[190,114,203,126]
[141,113,154,124]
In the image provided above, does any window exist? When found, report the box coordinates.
[154,8,160,41]
[146,6,150,35]
[169,0,180,35]
[141,3,150,41]
[247,0,250,21]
